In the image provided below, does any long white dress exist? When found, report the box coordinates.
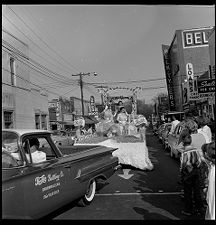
[99,138,154,170]
[205,164,215,220]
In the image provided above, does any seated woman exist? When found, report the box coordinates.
[96,103,115,136]
[116,107,128,135]
[25,138,46,163]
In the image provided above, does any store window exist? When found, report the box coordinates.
[41,114,47,130]
[10,57,16,86]
[4,111,14,129]
[35,114,40,129]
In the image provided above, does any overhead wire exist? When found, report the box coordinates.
[2,15,76,75]
[6,5,81,74]
[2,67,73,98]
[83,77,167,86]
[2,37,77,84]
[2,27,74,75]
[2,44,78,86]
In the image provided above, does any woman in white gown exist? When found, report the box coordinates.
[99,115,153,170]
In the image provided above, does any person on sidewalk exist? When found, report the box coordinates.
[197,116,212,144]
[170,115,180,134]
[202,141,215,220]
[177,131,208,217]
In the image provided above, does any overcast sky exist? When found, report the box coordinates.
[2,4,215,104]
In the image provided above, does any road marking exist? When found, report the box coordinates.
[96,191,183,196]
[118,169,134,179]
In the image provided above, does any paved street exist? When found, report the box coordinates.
[45,129,204,220]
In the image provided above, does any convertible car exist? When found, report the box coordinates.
[2,129,120,219]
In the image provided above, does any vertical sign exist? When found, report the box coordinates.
[162,45,176,111]
[89,95,96,115]
[182,82,188,105]
[131,90,137,115]
[186,63,199,100]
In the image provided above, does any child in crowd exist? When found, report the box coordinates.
[177,130,208,216]
[202,141,215,220]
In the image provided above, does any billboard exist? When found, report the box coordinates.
[162,45,176,111]
[182,27,213,49]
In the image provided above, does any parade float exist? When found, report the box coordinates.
[75,91,153,171]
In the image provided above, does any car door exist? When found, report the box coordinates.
[2,131,27,219]
[2,153,27,219]
[19,135,82,219]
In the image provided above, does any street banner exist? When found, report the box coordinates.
[197,79,215,93]
[162,45,176,111]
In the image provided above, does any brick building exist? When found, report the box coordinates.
[162,26,214,115]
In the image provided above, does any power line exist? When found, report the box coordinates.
[2,39,75,83]
[83,77,167,86]
[2,68,72,98]
[2,16,77,75]
[2,45,78,86]
[2,27,74,75]
[6,5,81,74]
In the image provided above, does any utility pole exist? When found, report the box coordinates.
[72,72,97,116]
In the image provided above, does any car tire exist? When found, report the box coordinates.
[78,179,96,207]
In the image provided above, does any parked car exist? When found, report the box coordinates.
[51,134,75,146]
[157,123,172,149]
[157,124,166,142]
[2,129,120,219]
[161,123,172,150]
[167,122,184,158]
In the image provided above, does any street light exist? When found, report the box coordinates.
[72,72,97,116]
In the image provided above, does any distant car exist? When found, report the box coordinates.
[2,129,119,219]
[167,122,184,158]
[161,123,172,150]
[157,123,171,147]
[157,124,166,142]
[163,111,185,122]
[51,134,75,146]
[152,122,159,135]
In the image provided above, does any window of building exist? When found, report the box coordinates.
[35,114,40,129]
[41,114,47,130]
[10,57,16,86]
[4,111,14,129]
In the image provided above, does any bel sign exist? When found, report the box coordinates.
[182,28,212,48]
